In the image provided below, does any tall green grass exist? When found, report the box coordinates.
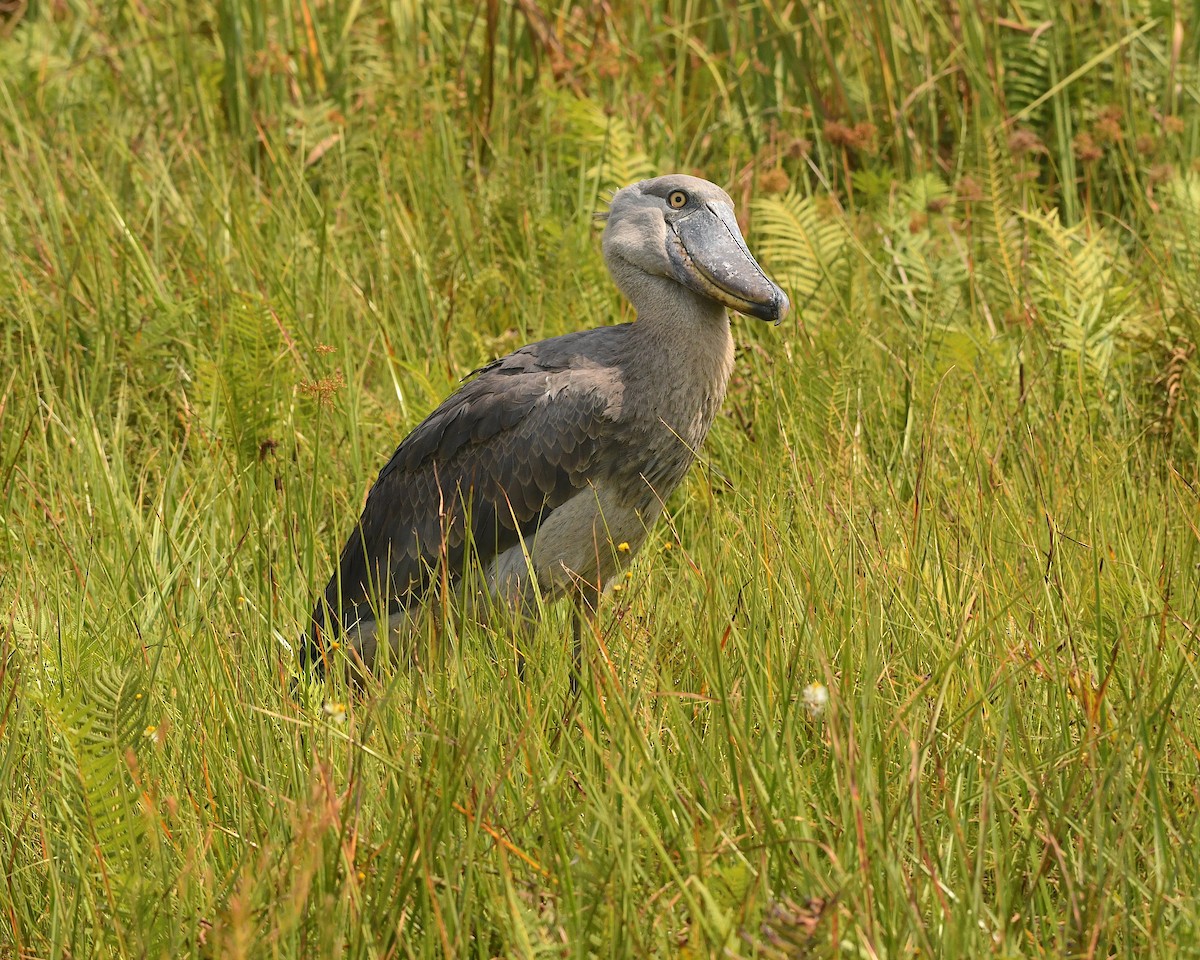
[2,0,1198,955]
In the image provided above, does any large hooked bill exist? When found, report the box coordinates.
[667,201,790,324]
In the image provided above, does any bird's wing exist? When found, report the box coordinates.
[313,343,624,638]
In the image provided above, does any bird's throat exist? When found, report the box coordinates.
[628,295,736,450]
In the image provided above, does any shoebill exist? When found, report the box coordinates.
[304,174,789,689]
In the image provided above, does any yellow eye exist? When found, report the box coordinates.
[668,190,688,209]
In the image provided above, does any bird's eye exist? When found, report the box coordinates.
[668,190,688,209]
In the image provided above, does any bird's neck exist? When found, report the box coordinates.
[624,281,736,441]
[625,279,733,363]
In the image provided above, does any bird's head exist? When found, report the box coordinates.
[600,174,790,324]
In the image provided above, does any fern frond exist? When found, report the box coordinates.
[555,95,656,195]
[873,175,970,329]
[40,665,149,904]
[1021,209,1150,381]
[750,191,848,312]
[980,133,1026,304]
[1156,173,1200,310]
[996,5,1053,123]
[192,297,287,467]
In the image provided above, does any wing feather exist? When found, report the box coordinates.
[310,338,625,644]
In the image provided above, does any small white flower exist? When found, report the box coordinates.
[802,682,829,719]
[322,702,347,723]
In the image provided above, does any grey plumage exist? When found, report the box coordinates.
[305,174,789,681]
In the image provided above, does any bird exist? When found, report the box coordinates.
[304,174,789,690]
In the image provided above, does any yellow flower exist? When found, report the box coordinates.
[662,541,674,551]
[323,702,347,723]
[611,582,624,593]
[617,541,630,552]
[144,725,158,739]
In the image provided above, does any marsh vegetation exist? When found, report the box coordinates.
[2,1,1199,955]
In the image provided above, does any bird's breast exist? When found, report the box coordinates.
[485,481,652,601]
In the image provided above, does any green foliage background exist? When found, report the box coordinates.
[1,0,1199,956]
